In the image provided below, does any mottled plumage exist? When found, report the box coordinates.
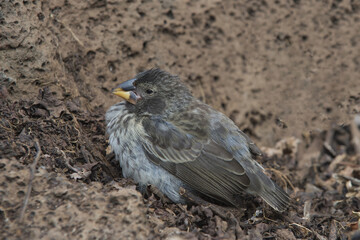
[106,69,289,211]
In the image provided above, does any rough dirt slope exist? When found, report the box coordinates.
[1,0,360,239]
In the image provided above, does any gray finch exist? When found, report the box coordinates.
[106,69,289,212]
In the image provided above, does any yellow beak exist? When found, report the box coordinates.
[112,78,139,104]
[112,88,138,105]
[112,88,131,101]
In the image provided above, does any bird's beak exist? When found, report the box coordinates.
[112,78,140,104]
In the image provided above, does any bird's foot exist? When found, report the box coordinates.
[179,187,243,220]
[146,184,172,204]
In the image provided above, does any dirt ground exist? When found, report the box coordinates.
[1,0,360,239]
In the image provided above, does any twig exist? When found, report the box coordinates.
[323,126,336,157]
[333,219,345,230]
[327,154,346,173]
[63,23,84,47]
[263,210,278,223]
[351,116,360,154]
[50,14,84,47]
[19,139,41,223]
[289,222,312,234]
[59,149,80,173]
[198,81,206,104]
[329,220,337,240]
[267,167,295,190]
[303,200,312,221]
[18,142,30,162]
[323,142,336,158]
[334,174,360,186]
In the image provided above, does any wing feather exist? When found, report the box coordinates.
[142,117,251,206]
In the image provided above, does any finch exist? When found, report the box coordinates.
[106,69,289,211]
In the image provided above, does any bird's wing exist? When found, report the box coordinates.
[237,130,262,157]
[141,116,251,205]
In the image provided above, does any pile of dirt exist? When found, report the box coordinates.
[1,0,360,239]
[0,158,151,239]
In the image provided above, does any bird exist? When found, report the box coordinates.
[106,68,290,212]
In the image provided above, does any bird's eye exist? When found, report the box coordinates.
[146,89,154,95]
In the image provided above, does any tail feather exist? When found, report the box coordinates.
[257,182,290,212]
[245,166,290,212]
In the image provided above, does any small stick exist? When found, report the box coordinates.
[289,223,312,234]
[303,200,312,221]
[267,167,295,190]
[59,149,80,173]
[50,14,85,48]
[323,127,336,157]
[19,139,41,223]
[350,116,360,154]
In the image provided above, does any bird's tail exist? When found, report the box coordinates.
[257,181,290,212]
[248,171,290,212]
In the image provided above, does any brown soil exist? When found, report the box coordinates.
[1,0,360,239]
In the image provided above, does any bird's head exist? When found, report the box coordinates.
[112,69,193,115]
